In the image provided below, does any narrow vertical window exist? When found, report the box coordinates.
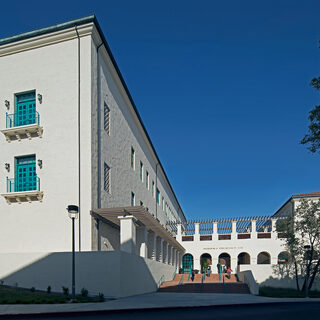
[131,192,135,206]
[140,200,144,206]
[146,171,149,189]
[15,155,36,192]
[156,188,160,204]
[104,102,110,135]
[131,147,135,169]
[162,197,164,211]
[152,181,155,198]
[104,163,110,193]
[140,161,143,182]
[15,91,36,127]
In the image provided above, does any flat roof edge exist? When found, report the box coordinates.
[0,15,95,46]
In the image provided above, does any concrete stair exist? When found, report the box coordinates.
[158,274,250,294]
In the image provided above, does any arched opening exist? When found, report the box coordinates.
[218,252,231,270]
[278,251,290,264]
[182,253,194,274]
[257,251,271,264]
[238,252,250,265]
[200,253,212,273]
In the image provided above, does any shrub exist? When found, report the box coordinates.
[47,286,51,294]
[81,288,88,297]
[62,286,69,296]
[98,292,104,301]
[30,287,36,292]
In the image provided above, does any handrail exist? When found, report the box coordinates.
[223,274,226,293]
[188,268,192,281]
[200,275,204,293]
[219,266,222,281]
[6,111,40,128]
[172,269,177,281]
[178,274,184,292]
[157,275,165,288]
[6,176,40,193]
[203,271,206,282]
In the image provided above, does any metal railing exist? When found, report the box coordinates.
[157,275,165,288]
[6,111,40,128]
[6,176,40,193]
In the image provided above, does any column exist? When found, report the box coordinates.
[168,244,172,265]
[172,248,176,267]
[251,220,257,239]
[213,222,218,241]
[136,226,148,258]
[152,233,157,260]
[271,219,277,240]
[194,223,200,242]
[163,241,168,263]
[176,224,182,242]
[231,220,237,240]
[230,255,237,272]
[118,215,137,254]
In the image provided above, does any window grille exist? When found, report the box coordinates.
[104,163,110,193]
[131,147,135,169]
[146,171,149,189]
[140,161,143,181]
[104,103,110,135]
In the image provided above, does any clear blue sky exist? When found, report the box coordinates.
[1,1,319,219]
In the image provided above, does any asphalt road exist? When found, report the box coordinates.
[2,302,320,320]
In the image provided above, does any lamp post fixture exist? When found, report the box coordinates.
[67,205,79,300]
[304,244,311,298]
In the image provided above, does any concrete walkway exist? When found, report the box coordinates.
[0,292,319,316]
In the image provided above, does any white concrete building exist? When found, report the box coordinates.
[0,15,185,257]
[0,16,318,296]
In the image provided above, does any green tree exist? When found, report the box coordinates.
[276,199,320,292]
[300,74,320,151]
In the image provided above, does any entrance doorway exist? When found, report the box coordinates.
[200,253,212,273]
[182,253,194,274]
[218,253,231,270]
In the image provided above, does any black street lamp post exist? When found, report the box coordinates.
[67,205,79,300]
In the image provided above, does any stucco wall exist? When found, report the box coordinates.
[91,37,185,229]
[0,251,175,298]
[239,264,320,291]
[0,32,93,253]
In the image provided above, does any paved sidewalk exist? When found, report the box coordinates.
[0,292,319,316]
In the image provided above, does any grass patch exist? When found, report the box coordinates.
[259,286,320,298]
[0,285,104,304]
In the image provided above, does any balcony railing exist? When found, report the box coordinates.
[6,176,40,193]
[6,111,40,128]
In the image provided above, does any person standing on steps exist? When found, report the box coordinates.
[191,270,195,282]
[226,267,232,279]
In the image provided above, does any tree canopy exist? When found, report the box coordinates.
[276,199,320,291]
[301,76,320,152]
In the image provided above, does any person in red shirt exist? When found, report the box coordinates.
[226,267,232,279]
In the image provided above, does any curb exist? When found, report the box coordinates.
[0,300,319,318]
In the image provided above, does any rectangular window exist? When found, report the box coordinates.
[146,171,149,189]
[15,91,36,127]
[140,200,143,206]
[140,161,143,182]
[131,147,135,169]
[131,192,135,206]
[152,181,155,198]
[15,155,36,192]
[104,163,110,193]
[104,102,110,135]
[156,188,160,204]
[162,197,164,211]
